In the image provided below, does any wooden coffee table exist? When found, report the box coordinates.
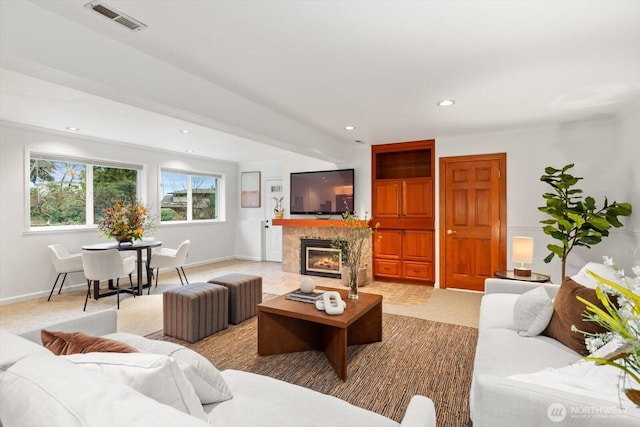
[257,287,383,381]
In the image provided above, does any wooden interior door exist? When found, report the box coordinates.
[439,154,506,291]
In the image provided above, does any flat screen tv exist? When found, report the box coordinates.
[290,168,354,215]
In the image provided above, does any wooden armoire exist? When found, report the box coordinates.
[371,140,435,285]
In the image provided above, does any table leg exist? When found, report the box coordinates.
[258,311,320,355]
[145,247,153,289]
[136,249,143,296]
[322,326,348,381]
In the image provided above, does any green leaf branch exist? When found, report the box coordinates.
[538,164,632,278]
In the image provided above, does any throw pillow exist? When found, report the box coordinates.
[571,262,626,289]
[542,277,608,355]
[1,355,210,427]
[0,330,53,371]
[62,352,207,420]
[104,332,233,404]
[41,330,138,355]
[513,286,554,337]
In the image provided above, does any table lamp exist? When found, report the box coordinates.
[512,236,534,277]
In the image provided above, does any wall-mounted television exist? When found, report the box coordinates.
[290,168,354,215]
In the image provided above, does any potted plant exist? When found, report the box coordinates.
[273,196,284,219]
[97,196,153,244]
[538,163,632,278]
[331,207,379,299]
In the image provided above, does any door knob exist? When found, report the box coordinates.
[447,229,456,235]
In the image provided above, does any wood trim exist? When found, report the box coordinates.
[272,219,367,228]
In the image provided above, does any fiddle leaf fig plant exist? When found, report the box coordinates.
[538,164,632,278]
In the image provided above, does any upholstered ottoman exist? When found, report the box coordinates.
[207,274,262,324]
[163,282,228,343]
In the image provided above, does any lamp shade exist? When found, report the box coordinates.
[512,236,534,264]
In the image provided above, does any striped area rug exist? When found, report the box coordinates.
[147,313,478,427]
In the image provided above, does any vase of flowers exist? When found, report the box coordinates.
[573,257,640,405]
[273,196,284,219]
[331,206,379,300]
[97,197,153,244]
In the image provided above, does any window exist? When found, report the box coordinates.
[160,170,221,222]
[29,153,141,228]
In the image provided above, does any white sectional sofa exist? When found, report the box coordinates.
[471,275,640,427]
[0,309,436,427]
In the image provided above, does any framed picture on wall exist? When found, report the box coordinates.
[241,171,261,208]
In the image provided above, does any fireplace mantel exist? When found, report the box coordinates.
[272,219,365,228]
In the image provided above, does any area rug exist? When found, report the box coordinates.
[147,313,478,426]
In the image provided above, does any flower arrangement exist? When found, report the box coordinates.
[331,206,379,299]
[97,197,153,243]
[273,196,284,213]
[572,256,640,404]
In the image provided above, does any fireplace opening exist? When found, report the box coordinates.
[300,238,344,279]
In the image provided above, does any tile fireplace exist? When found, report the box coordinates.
[275,219,372,281]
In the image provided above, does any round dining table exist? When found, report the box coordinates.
[82,240,162,298]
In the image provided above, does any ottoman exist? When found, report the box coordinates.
[208,274,262,324]
[163,282,228,343]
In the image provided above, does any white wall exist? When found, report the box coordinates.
[235,159,283,261]
[2,106,638,302]
[0,122,240,303]
[436,109,640,284]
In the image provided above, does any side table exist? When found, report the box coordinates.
[494,270,551,283]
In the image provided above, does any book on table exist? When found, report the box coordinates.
[285,289,325,303]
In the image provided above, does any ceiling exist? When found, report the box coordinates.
[1,0,639,164]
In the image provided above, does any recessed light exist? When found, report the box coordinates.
[185,149,195,153]
[66,127,80,131]
[344,125,355,131]
[437,99,455,107]
[180,129,190,134]
[354,140,367,144]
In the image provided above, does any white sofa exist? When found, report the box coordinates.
[471,277,640,427]
[0,309,436,427]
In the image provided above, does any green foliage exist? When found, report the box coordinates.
[30,162,137,227]
[29,159,56,183]
[538,164,632,277]
[161,208,185,221]
[93,168,137,219]
[30,183,85,226]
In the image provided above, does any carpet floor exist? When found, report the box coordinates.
[147,313,478,427]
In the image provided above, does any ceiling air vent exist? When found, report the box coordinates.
[85,1,147,31]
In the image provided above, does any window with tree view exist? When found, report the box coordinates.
[160,170,219,222]
[29,154,140,228]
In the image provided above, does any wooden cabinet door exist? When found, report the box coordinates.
[402,230,433,261]
[373,181,401,218]
[373,229,402,259]
[402,178,433,219]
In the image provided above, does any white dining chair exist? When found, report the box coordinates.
[81,249,135,311]
[47,244,84,302]
[148,239,190,290]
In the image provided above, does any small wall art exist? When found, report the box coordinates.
[241,171,261,208]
